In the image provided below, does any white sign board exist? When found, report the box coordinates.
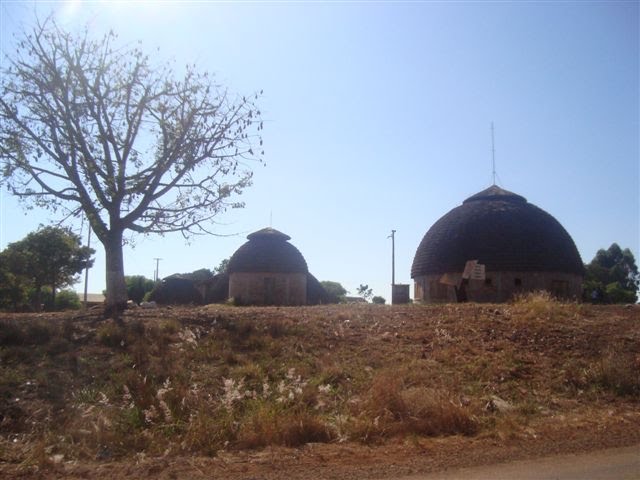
[463,260,486,280]
[469,263,486,280]
[462,260,478,279]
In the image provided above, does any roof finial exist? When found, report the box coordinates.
[491,122,496,185]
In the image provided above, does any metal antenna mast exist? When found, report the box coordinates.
[389,230,396,286]
[491,122,496,185]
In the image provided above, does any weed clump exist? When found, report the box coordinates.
[238,406,332,448]
[592,353,640,397]
[96,322,126,348]
[349,370,477,443]
[0,320,25,346]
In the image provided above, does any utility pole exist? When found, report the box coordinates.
[153,257,162,282]
[389,229,396,286]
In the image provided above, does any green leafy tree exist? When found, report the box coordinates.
[125,275,156,304]
[0,18,263,315]
[188,268,215,283]
[213,258,230,275]
[0,258,29,311]
[1,226,94,311]
[584,243,639,304]
[372,295,386,305]
[357,284,373,302]
[54,289,81,311]
[320,281,347,304]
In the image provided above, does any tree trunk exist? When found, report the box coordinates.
[103,230,128,318]
[33,284,42,312]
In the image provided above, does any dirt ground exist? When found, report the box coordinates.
[1,302,639,479]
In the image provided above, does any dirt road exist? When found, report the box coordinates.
[400,444,640,480]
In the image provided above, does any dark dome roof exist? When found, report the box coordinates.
[411,186,584,277]
[228,228,308,274]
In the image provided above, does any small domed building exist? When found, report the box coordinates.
[411,185,584,303]
[227,228,310,305]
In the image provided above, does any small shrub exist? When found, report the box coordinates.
[265,320,287,338]
[26,321,53,345]
[182,405,237,455]
[367,371,407,420]
[237,405,331,449]
[46,337,71,355]
[513,291,559,315]
[127,319,146,337]
[61,318,76,341]
[233,320,255,339]
[160,318,181,335]
[54,290,81,311]
[225,297,239,306]
[96,323,126,348]
[352,371,477,441]
[118,406,146,432]
[511,290,577,322]
[562,359,590,392]
[591,353,640,396]
[0,320,25,346]
[73,387,102,405]
[401,387,477,436]
[372,296,386,305]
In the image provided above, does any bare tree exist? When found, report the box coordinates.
[0,18,264,314]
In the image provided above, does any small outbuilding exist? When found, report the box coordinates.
[411,185,584,303]
[227,228,310,306]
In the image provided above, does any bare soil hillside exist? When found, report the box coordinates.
[1,297,639,479]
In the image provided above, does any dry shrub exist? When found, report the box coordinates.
[367,371,407,420]
[562,353,640,397]
[60,404,146,460]
[351,371,477,442]
[401,387,477,436]
[96,322,126,348]
[591,352,640,397]
[237,405,332,449]
[265,319,288,338]
[0,318,56,347]
[25,321,54,345]
[479,413,524,442]
[0,319,25,346]
[561,359,591,392]
[183,408,236,456]
[514,290,558,305]
[159,318,182,334]
[512,290,581,323]
[512,290,559,320]
[21,437,54,469]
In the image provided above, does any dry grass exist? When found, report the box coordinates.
[0,301,638,468]
[348,369,477,443]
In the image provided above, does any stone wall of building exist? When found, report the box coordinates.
[229,272,307,306]
[414,271,583,303]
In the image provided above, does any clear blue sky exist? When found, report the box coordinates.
[1,1,638,300]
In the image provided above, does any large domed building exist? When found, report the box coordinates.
[228,227,314,305]
[411,185,584,303]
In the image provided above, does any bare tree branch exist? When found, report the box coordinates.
[0,17,264,310]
